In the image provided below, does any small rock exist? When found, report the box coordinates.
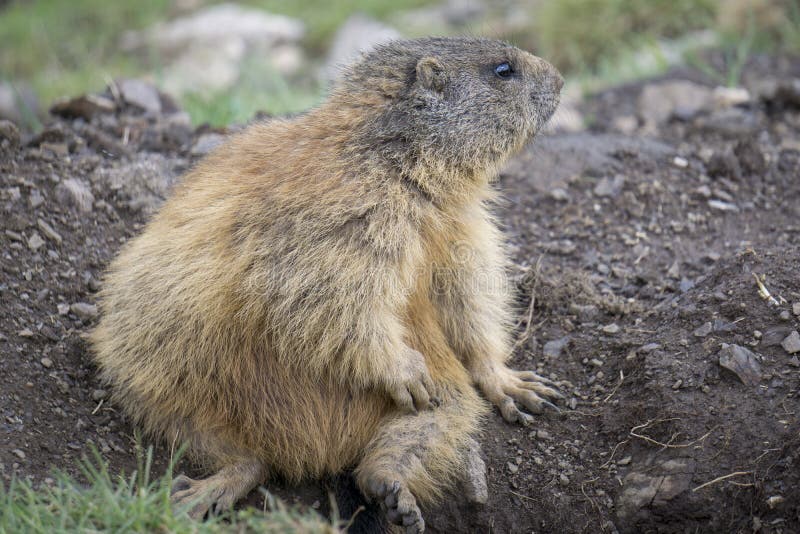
[708,199,740,212]
[37,218,62,244]
[679,278,695,293]
[766,495,784,509]
[602,323,620,334]
[507,462,519,474]
[568,398,577,410]
[116,79,162,113]
[0,119,20,149]
[325,14,401,80]
[638,80,713,126]
[762,326,793,347]
[693,322,713,337]
[559,474,570,486]
[11,449,25,460]
[695,185,712,198]
[617,456,632,466]
[779,310,791,321]
[70,302,98,320]
[543,336,570,358]
[536,429,551,440]
[55,179,95,213]
[672,156,689,168]
[549,187,570,201]
[593,174,625,198]
[793,302,800,316]
[40,357,53,368]
[718,343,762,386]
[712,86,750,109]
[781,331,800,354]
[57,303,70,316]
[27,232,45,251]
[18,328,34,338]
[29,189,44,208]
[91,389,108,401]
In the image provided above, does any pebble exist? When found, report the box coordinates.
[569,398,578,410]
[718,344,762,386]
[40,357,53,368]
[27,232,45,251]
[779,310,791,321]
[36,218,62,244]
[693,322,713,337]
[536,429,551,440]
[543,336,570,358]
[549,188,570,201]
[12,449,25,460]
[18,328,34,337]
[70,302,98,320]
[57,303,70,315]
[29,189,44,208]
[765,495,784,509]
[781,331,800,354]
[559,474,570,486]
[617,456,632,466]
[507,462,519,474]
[91,389,108,401]
[707,199,740,212]
[793,302,800,317]
[673,156,689,168]
[602,323,620,334]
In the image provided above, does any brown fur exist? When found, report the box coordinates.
[91,37,563,530]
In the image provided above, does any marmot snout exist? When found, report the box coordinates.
[91,37,563,532]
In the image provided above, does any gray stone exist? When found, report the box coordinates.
[793,302,800,317]
[325,14,401,81]
[593,174,626,198]
[0,119,20,149]
[40,357,53,368]
[91,389,108,401]
[70,302,98,320]
[718,343,762,386]
[55,179,95,213]
[616,458,695,522]
[781,331,800,354]
[37,219,62,244]
[117,79,162,113]
[762,326,794,347]
[693,322,713,337]
[27,232,45,251]
[543,336,570,358]
[602,323,620,334]
[638,81,714,127]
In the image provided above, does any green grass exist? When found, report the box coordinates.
[0,448,339,534]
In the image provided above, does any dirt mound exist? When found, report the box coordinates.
[2,57,799,533]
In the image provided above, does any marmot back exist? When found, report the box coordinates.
[91,37,563,532]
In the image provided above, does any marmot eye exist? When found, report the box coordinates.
[494,62,514,78]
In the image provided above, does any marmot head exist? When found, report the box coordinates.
[336,37,563,180]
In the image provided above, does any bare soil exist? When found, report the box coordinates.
[2,56,799,533]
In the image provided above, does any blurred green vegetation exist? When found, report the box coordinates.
[0,0,798,127]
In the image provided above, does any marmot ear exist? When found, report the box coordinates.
[416,57,447,93]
